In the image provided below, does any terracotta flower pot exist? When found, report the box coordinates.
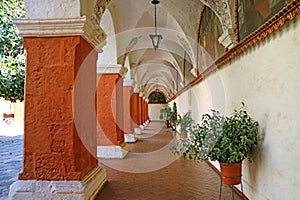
[170,122,176,130]
[166,120,170,127]
[220,162,242,185]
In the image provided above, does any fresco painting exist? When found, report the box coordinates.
[198,7,225,72]
[238,0,292,40]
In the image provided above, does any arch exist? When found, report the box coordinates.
[199,0,236,48]
[148,91,167,104]
[134,62,177,98]
[97,8,117,66]
[199,0,233,30]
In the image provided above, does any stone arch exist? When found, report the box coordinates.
[200,0,236,49]
[200,0,232,30]
[97,8,118,66]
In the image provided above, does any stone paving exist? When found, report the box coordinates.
[0,136,22,198]
[97,121,243,200]
[0,121,244,199]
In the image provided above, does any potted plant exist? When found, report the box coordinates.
[164,107,172,127]
[172,103,259,185]
[169,103,178,130]
[177,111,194,138]
[215,104,259,185]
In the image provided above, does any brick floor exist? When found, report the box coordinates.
[96,121,243,200]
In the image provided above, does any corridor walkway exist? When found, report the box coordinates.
[96,121,243,200]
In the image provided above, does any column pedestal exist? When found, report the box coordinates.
[9,166,106,200]
[124,134,137,143]
[134,127,142,135]
[97,143,129,159]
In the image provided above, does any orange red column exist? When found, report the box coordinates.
[96,72,128,158]
[123,85,137,142]
[138,95,143,128]
[146,100,149,122]
[141,97,145,125]
[130,92,140,128]
[145,99,149,124]
[19,37,98,181]
[130,92,142,134]
[123,86,133,134]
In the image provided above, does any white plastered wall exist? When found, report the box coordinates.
[98,9,117,66]
[173,15,300,199]
[149,104,168,121]
[25,0,81,18]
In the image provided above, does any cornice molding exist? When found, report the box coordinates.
[13,16,106,52]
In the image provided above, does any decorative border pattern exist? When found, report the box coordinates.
[169,0,300,102]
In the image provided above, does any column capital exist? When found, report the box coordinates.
[13,16,106,52]
[123,79,133,87]
[218,28,237,50]
[133,86,139,93]
[97,64,122,75]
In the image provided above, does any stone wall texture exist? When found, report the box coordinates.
[123,86,133,134]
[96,74,124,146]
[19,36,98,181]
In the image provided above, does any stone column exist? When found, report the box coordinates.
[123,80,137,142]
[10,17,106,199]
[138,93,144,130]
[130,92,142,135]
[96,66,128,158]
[141,97,145,126]
[144,99,149,125]
[146,99,149,123]
[142,97,147,127]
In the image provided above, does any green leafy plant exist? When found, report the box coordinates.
[213,104,259,163]
[163,103,178,129]
[171,103,259,164]
[169,102,177,124]
[177,111,194,137]
[0,0,25,102]
[171,109,224,159]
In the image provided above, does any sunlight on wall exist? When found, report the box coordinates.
[174,14,300,200]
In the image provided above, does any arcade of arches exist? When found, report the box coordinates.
[8,0,300,199]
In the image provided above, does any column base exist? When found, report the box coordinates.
[134,127,142,135]
[97,143,128,159]
[124,133,138,143]
[139,125,145,130]
[9,166,106,200]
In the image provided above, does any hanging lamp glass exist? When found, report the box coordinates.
[149,0,162,50]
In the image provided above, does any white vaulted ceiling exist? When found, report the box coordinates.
[98,0,232,101]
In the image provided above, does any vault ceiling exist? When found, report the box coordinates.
[99,0,231,100]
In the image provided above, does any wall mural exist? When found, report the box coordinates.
[198,7,225,73]
[148,91,166,104]
[238,0,292,40]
